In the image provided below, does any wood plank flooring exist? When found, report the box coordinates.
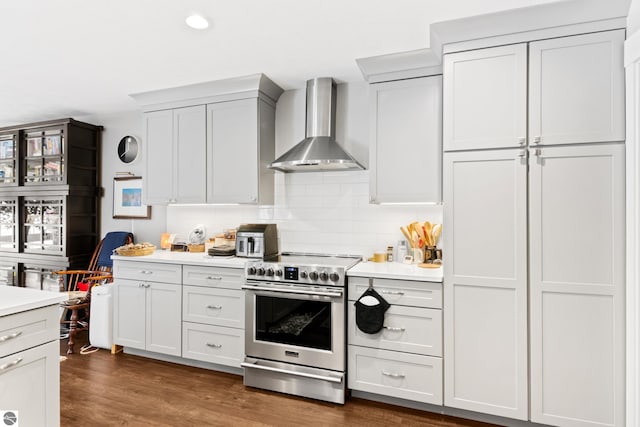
[60,335,498,426]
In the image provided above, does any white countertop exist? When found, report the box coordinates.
[112,250,247,268]
[111,251,444,282]
[348,261,443,282]
[0,286,66,317]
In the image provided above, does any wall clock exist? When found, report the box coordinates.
[117,135,139,164]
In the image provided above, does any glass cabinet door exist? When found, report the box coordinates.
[24,198,64,254]
[24,129,64,184]
[22,265,60,290]
[0,262,16,286]
[0,132,17,185]
[0,198,17,251]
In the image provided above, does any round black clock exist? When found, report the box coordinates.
[117,135,139,164]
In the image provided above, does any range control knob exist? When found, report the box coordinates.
[275,269,283,277]
[329,272,340,282]
[256,267,265,276]
[247,266,256,276]
[319,272,329,281]
[309,271,319,281]
[300,271,308,279]
[266,268,274,276]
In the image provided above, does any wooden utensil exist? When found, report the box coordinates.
[411,230,420,249]
[414,223,426,245]
[423,222,433,246]
[400,226,413,248]
[432,223,442,246]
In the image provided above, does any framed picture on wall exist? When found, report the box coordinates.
[113,176,151,219]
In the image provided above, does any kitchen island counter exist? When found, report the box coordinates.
[348,261,443,282]
[0,286,66,317]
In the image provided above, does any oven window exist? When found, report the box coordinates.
[255,295,332,351]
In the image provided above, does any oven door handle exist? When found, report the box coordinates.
[241,284,343,298]
[241,361,343,384]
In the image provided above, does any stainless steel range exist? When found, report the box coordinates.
[241,253,360,404]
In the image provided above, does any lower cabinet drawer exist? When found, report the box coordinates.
[348,345,442,405]
[348,304,442,357]
[0,305,59,358]
[182,286,244,329]
[182,322,243,368]
[113,260,182,284]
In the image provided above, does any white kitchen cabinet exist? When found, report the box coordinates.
[0,340,59,427]
[528,30,625,146]
[206,98,275,204]
[369,76,442,203]
[112,278,146,349]
[0,305,60,427]
[443,44,527,151]
[113,261,182,357]
[348,304,442,357]
[348,346,443,405]
[144,105,206,205]
[181,265,244,367]
[443,149,529,420]
[442,28,626,426]
[347,276,443,405]
[444,30,624,152]
[529,143,625,427]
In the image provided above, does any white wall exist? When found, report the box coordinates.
[77,110,166,243]
[166,82,443,257]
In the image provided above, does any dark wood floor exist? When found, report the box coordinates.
[60,334,499,426]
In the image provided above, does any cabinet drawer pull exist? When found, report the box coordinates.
[0,357,23,372]
[139,270,153,275]
[380,290,404,296]
[383,326,405,332]
[206,343,222,348]
[0,331,22,343]
[382,370,405,379]
[207,305,223,310]
[518,137,526,145]
[206,276,223,281]
[533,136,541,144]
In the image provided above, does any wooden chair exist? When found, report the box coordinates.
[56,231,133,354]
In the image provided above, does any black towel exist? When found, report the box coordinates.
[354,287,390,334]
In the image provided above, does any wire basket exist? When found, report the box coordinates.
[115,244,156,256]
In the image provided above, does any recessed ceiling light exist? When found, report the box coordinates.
[186,14,209,30]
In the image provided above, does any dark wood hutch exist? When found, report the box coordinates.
[0,118,102,289]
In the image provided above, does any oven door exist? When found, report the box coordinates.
[242,281,345,372]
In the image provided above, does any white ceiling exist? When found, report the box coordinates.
[0,0,560,125]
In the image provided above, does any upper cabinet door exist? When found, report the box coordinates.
[443,44,527,151]
[144,110,174,205]
[529,29,625,146]
[174,105,206,204]
[207,98,259,204]
[369,76,442,204]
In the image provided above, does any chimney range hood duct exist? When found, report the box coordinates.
[269,78,365,173]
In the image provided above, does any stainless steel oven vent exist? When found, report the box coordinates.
[269,78,365,172]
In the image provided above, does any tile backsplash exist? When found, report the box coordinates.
[167,170,442,257]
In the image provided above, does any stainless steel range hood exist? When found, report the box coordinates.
[269,78,365,172]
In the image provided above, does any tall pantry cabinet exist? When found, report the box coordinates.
[443,29,625,426]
